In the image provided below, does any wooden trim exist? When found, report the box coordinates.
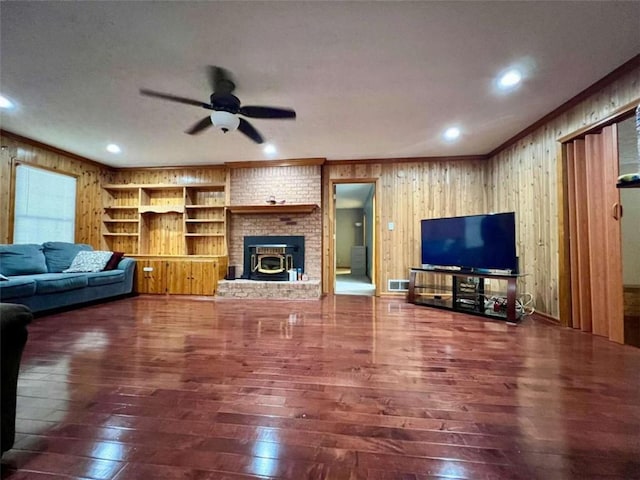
[326,155,489,166]
[327,178,380,296]
[557,143,572,328]
[103,182,224,189]
[532,311,560,325]
[128,254,226,259]
[225,158,326,168]
[0,129,110,170]
[113,165,228,172]
[227,204,318,214]
[14,159,81,179]
[488,54,640,157]
[557,99,639,143]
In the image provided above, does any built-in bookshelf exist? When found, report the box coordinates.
[101,183,227,256]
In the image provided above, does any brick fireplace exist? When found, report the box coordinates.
[226,162,322,282]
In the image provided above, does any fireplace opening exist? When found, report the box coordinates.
[243,236,304,281]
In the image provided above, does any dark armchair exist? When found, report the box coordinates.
[1,303,32,454]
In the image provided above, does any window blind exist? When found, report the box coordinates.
[13,164,77,244]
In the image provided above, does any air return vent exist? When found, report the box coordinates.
[388,279,409,292]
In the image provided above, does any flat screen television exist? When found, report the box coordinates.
[420,212,518,273]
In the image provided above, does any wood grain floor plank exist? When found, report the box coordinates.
[2,295,639,479]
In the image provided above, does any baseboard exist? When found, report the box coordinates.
[532,311,560,325]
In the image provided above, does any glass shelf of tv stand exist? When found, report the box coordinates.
[407,267,525,323]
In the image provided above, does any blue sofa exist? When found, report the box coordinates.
[0,242,135,313]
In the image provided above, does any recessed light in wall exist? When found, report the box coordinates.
[106,143,122,154]
[263,143,277,156]
[443,127,461,141]
[0,94,15,109]
[497,69,522,89]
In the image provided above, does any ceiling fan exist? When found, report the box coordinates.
[139,66,296,144]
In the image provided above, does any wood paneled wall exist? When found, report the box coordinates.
[108,167,227,188]
[323,159,488,295]
[487,67,640,319]
[0,134,109,246]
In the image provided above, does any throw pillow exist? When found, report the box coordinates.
[63,250,113,273]
[103,251,124,271]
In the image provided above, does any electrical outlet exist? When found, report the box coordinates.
[388,222,394,231]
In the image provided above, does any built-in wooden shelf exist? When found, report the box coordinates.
[105,205,137,210]
[185,219,224,223]
[227,204,318,214]
[102,232,139,237]
[139,205,185,214]
[184,233,226,237]
[103,219,139,223]
[185,205,224,209]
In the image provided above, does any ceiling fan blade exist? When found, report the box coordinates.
[185,116,213,135]
[140,89,208,108]
[239,106,297,119]
[238,118,264,144]
[208,66,235,95]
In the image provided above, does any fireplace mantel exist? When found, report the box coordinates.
[227,204,318,214]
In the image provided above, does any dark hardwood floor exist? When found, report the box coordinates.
[2,295,640,479]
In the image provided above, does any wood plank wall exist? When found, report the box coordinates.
[323,159,488,295]
[2,66,637,316]
[108,168,227,187]
[0,134,109,246]
[486,67,640,319]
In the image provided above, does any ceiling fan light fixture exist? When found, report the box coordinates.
[210,111,240,133]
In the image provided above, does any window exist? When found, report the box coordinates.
[13,164,77,243]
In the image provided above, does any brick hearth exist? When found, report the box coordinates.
[216,279,321,300]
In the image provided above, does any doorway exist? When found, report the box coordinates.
[561,104,639,345]
[333,182,376,296]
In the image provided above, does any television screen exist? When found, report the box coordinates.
[420,212,517,273]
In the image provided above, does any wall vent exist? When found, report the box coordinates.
[388,279,409,291]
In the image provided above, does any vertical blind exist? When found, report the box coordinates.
[13,164,77,244]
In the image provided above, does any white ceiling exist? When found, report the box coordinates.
[1,1,638,168]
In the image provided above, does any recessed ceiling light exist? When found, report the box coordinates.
[263,143,277,155]
[498,69,522,89]
[106,144,121,154]
[443,127,461,141]
[0,94,15,109]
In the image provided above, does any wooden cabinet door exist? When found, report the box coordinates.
[166,261,192,294]
[135,260,167,294]
[190,261,217,295]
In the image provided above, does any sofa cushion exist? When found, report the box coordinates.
[86,270,125,286]
[33,273,88,294]
[63,251,112,273]
[43,242,93,273]
[0,244,48,276]
[0,277,37,300]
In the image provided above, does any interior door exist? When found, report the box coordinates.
[565,124,624,343]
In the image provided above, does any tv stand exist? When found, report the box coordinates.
[407,267,524,323]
